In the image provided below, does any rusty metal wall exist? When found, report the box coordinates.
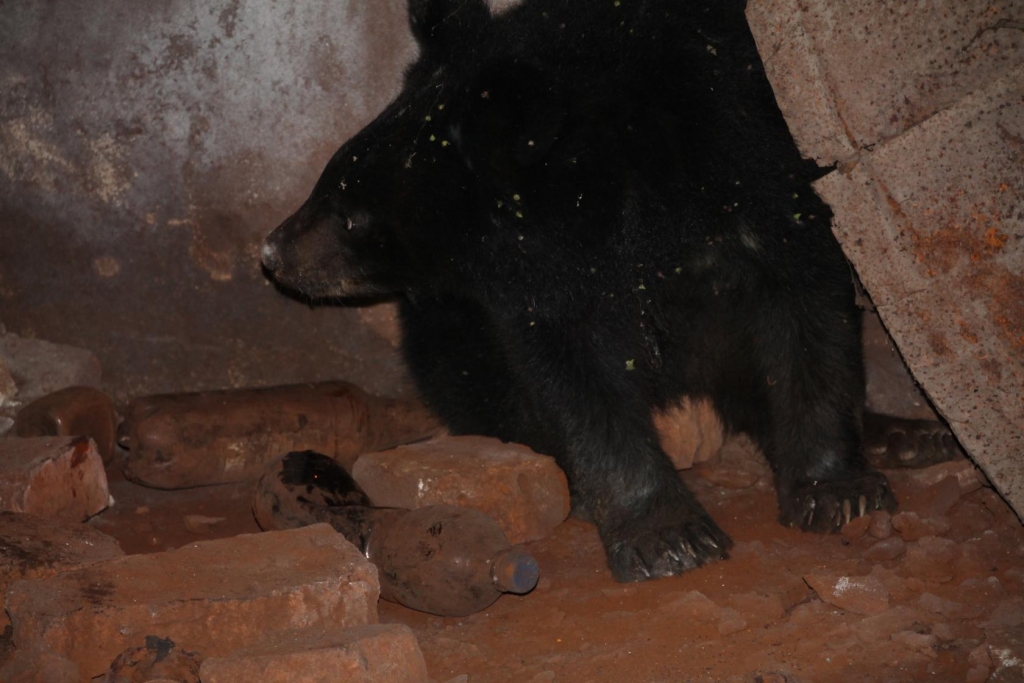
[0,0,417,402]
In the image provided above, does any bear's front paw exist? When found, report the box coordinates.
[780,471,897,533]
[603,508,732,583]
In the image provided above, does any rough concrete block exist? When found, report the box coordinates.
[748,0,1024,522]
[0,333,102,406]
[5,524,379,681]
[0,512,124,630]
[199,624,428,683]
[352,436,570,544]
[748,0,1024,162]
[0,436,109,522]
[815,66,1024,520]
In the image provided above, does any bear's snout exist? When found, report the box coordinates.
[260,238,283,272]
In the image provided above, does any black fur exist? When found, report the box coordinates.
[262,0,896,582]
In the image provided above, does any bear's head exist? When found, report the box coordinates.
[260,0,569,300]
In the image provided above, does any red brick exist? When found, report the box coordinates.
[352,436,569,544]
[6,524,378,681]
[199,624,428,683]
[0,512,123,630]
[0,436,109,522]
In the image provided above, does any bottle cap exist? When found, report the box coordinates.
[490,547,540,594]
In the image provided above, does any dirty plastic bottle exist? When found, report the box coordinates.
[254,450,539,616]
[117,381,444,489]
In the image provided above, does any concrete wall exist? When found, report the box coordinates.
[0,0,417,401]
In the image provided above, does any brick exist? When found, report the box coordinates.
[0,512,123,630]
[352,436,569,544]
[6,524,378,681]
[200,624,428,683]
[0,436,109,522]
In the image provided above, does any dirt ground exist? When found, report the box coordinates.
[88,440,1024,683]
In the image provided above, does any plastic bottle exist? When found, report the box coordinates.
[117,381,444,489]
[254,450,539,616]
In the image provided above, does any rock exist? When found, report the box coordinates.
[918,592,983,620]
[659,590,722,623]
[182,514,226,534]
[693,436,771,489]
[0,651,79,683]
[652,397,724,469]
[0,358,17,408]
[0,512,123,630]
[0,333,102,406]
[841,514,871,540]
[901,477,963,520]
[904,459,986,497]
[13,387,119,465]
[726,592,785,627]
[980,597,1024,630]
[901,536,959,583]
[717,607,748,636]
[0,436,109,522]
[966,644,992,683]
[867,510,893,539]
[852,606,927,645]
[804,573,890,615]
[5,524,378,680]
[199,624,428,683]
[352,436,570,544]
[891,511,951,541]
[101,636,201,683]
[890,631,938,659]
[862,536,906,562]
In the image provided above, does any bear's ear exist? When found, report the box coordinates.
[457,60,566,182]
[408,0,489,54]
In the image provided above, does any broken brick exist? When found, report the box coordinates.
[901,536,959,583]
[862,536,906,563]
[352,436,569,544]
[0,436,109,522]
[5,524,378,680]
[199,624,428,683]
[891,511,951,541]
[0,512,123,631]
[804,573,891,615]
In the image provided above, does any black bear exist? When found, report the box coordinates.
[261,0,897,582]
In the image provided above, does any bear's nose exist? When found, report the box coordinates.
[260,239,282,272]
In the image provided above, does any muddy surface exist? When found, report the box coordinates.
[91,446,1024,683]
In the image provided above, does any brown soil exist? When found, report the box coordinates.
[90,452,1024,683]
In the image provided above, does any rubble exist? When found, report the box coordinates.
[352,436,570,544]
[804,573,891,615]
[0,512,123,630]
[199,624,429,683]
[0,437,109,522]
[4,524,378,680]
